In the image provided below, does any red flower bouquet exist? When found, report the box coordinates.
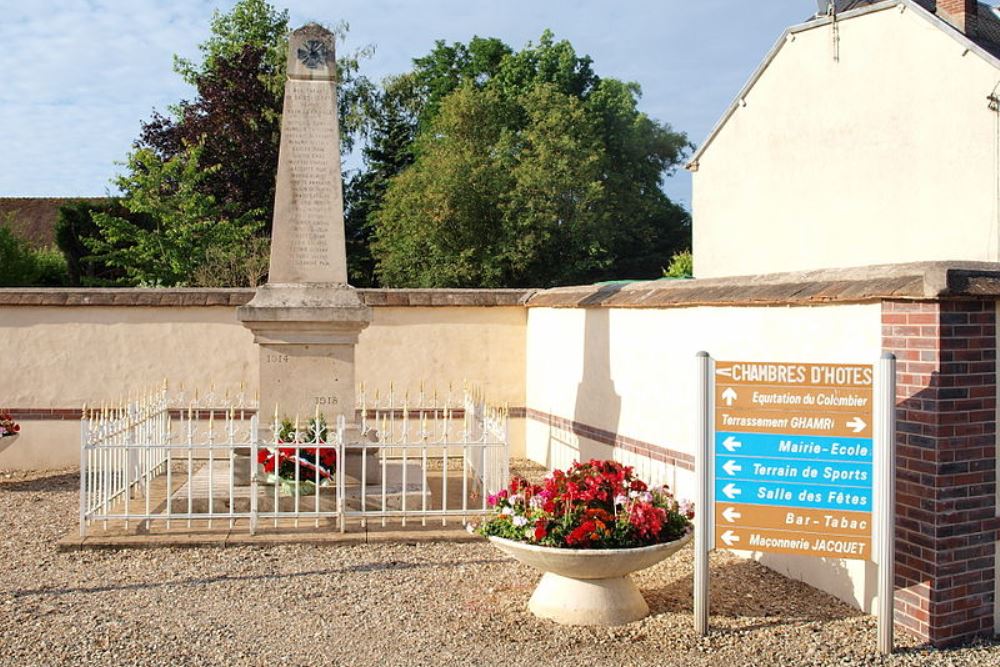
[476,459,693,549]
[258,416,336,494]
[0,413,20,438]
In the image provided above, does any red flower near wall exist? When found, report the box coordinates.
[0,413,20,438]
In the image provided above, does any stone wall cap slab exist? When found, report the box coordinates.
[8,262,999,310]
[0,287,535,308]
[526,262,1000,309]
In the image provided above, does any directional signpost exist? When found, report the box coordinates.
[713,361,874,559]
[694,353,895,655]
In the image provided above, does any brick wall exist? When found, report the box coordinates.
[882,299,999,646]
[937,0,978,35]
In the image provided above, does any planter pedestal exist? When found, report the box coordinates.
[529,570,650,625]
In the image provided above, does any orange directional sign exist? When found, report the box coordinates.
[714,408,871,438]
[713,360,874,560]
[714,526,871,559]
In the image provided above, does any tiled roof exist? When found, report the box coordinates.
[820,1,1000,55]
[0,197,108,247]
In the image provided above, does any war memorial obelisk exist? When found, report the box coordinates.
[238,24,371,434]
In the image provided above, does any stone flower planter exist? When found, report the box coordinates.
[489,529,693,626]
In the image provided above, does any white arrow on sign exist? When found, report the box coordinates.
[721,483,742,500]
[721,436,743,452]
[715,367,733,378]
[721,387,738,406]
[722,506,742,523]
[846,417,867,433]
[722,460,742,476]
[720,529,740,547]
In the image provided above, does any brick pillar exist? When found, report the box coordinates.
[938,0,978,35]
[882,300,998,646]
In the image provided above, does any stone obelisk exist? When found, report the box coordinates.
[238,24,371,434]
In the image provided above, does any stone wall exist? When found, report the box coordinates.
[0,289,530,470]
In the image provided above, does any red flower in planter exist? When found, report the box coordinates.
[534,518,548,541]
[477,458,693,549]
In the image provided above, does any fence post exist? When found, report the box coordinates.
[79,407,88,538]
[338,415,346,534]
[250,414,259,536]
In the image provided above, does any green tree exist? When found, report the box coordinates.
[88,146,262,286]
[55,200,150,286]
[344,75,419,286]
[663,249,693,278]
[367,31,691,287]
[173,0,289,91]
[0,219,69,287]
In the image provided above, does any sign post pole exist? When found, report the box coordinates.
[694,351,712,635]
[876,352,896,655]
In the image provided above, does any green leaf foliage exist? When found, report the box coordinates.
[87,145,263,286]
[55,200,150,286]
[173,0,289,90]
[367,31,692,288]
[663,249,693,278]
[0,221,69,287]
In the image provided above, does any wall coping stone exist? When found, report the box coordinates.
[3,262,1000,309]
[0,288,536,308]
[525,261,1000,308]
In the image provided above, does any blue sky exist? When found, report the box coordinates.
[0,1,812,209]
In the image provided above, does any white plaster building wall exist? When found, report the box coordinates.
[0,305,527,469]
[692,5,1000,278]
[525,303,883,612]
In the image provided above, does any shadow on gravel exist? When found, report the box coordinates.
[0,472,78,493]
[644,560,864,624]
[9,558,504,599]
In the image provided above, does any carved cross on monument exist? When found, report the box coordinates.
[238,24,372,434]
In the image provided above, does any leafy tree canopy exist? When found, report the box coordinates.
[366,31,692,288]
[173,0,289,90]
[87,145,261,286]
[0,220,68,287]
[55,200,148,286]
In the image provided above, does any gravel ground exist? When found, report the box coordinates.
[1,468,998,666]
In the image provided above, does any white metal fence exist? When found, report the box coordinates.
[79,385,509,537]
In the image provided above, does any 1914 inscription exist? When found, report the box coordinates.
[283,82,338,269]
